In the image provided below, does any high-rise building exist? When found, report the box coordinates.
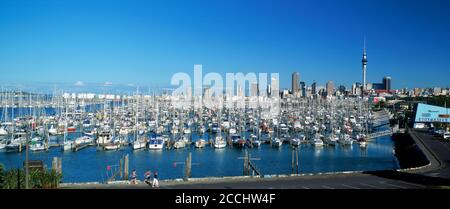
[383,76,391,91]
[326,81,334,97]
[251,82,259,97]
[300,81,306,98]
[338,85,346,94]
[271,76,278,97]
[362,39,367,91]
[237,84,244,97]
[292,72,300,96]
[311,81,317,95]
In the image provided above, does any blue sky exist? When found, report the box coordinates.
[1,0,449,91]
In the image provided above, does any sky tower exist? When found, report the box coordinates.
[362,38,367,91]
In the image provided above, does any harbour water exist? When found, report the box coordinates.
[0,131,398,183]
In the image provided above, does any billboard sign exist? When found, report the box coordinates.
[414,103,450,123]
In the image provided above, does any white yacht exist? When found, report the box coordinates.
[213,136,226,149]
[173,139,186,149]
[0,127,8,136]
[132,136,147,150]
[339,134,353,145]
[148,135,164,150]
[313,138,324,147]
[272,137,282,147]
[48,125,58,135]
[290,138,301,147]
[195,139,206,148]
[103,140,121,151]
[30,143,46,152]
[324,134,339,146]
[62,140,73,151]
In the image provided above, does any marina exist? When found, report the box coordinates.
[0,91,399,183]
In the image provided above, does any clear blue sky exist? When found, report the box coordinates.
[1,0,449,91]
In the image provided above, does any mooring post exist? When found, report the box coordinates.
[58,157,62,174]
[243,150,248,176]
[52,157,57,171]
[291,148,295,174]
[124,154,129,180]
[119,158,123,179]
[296,147,299,174]
[248,153,252,176]
[185,152,192,180]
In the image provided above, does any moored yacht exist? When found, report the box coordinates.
[195,139,206,148]
[148,135,164,150]
[213,136,226,149]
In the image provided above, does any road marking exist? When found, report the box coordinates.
[301,186,310,189]
[395,181,427,188]
[359,183,382,189]
[322,185,334,189]
[379,181,407,189]
[341,184,360,189]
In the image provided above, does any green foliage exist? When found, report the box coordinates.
[2,168,62,189]
[402,96,450,107]
[3,169,25,189]
[0,163,4,188]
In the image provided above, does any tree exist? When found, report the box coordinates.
[0,163,4,188]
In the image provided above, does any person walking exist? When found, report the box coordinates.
[144,170,152,185]
[131,169,137,184]
[152,171,159,188]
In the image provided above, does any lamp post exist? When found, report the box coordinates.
[25,120,30,189]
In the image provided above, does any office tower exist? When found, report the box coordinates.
[251,82,259,97]
[382,76,391,91]
[311,81,317,95]
[326,81,334,97]
[300,81,306,98]
[271,76,279,96]
[292,72,300,96]
[338,85,346,94]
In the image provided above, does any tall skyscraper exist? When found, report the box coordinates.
[338,85,346,94]
[362,39,367,91]
[383,76,391,91]
[311,81,317,95]
[300,81,306,98]
[251,82,259,97]
[326,81,334,96]
[271,76,278,97]
[292,72,300,96]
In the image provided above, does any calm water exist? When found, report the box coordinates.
[0,133,398,183]
[0,107,399,183]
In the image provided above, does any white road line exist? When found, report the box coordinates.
[341,184,360,189]
[359,183,382,189]
[322,185,335,189]
[395,181,427,188]
[302,186,310,189]
[379,181,407,189]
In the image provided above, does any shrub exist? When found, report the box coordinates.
[2,168,62,189]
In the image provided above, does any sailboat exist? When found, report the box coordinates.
[0,126,8,136]
[213,109,226,149]
[173,136,186,149]
[195,138,206,148]
[132,98,147,150]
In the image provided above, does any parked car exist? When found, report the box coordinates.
[443,131,450,140]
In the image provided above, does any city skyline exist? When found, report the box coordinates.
[1,0,450,90]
